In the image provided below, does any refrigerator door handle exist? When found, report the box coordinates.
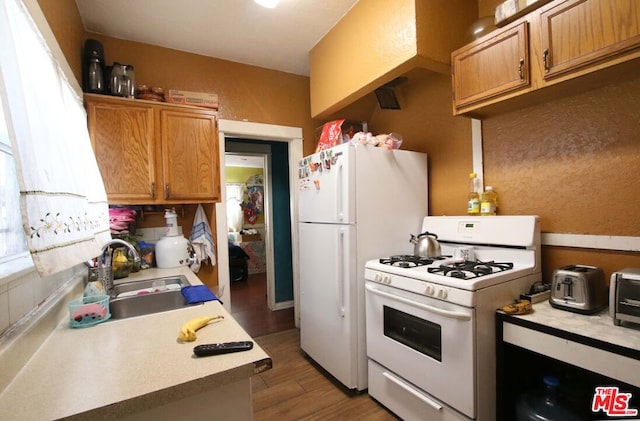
[336,229,345,317]
[336,161,344,221]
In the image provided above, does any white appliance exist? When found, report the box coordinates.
[365,215,541,421]
[297,142,428,391]
[155,209,191,268]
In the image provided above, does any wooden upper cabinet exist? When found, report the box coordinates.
[452,0,640,117]
[452,22,530,110]
[160,109,220,202]
[85,94,220,205]
[87,98,156,202]
[539,0,640,79]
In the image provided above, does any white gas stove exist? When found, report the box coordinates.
[365,215,542,421]
[365,216,540,307]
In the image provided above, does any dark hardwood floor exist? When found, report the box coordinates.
[230,272,295,337]
[230,272,398,420]
[252,329,399,421]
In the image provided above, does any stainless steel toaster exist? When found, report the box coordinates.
[610,268,640,327]
[549,264,607,314]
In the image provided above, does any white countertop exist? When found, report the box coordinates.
[0,268,271,420]
[506,301,640,352]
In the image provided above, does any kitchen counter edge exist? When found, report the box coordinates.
[497,301,640,360]
[0,267,271,420]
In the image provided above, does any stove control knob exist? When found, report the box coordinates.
[384,276,392,285]
[425,285,435,296]
[437,289,448,299]
[374,274,382,282]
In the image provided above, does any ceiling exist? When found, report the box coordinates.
[225,154,265,168]
[75,0,358,76]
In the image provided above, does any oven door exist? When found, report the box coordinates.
[365,281,476,419]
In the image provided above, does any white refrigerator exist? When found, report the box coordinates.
[298,142,428,391]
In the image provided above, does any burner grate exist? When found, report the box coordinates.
[380,255,434,268]
[428,260,514,279]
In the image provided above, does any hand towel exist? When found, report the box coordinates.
[181,285,220,304]
[190,204,216,273]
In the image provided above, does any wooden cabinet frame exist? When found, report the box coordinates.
[539,0,640,79]
[86,94,220,205]
[452,22,530,109]
[452,0,640,117]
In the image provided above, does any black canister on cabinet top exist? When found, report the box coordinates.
[82,39,105,94]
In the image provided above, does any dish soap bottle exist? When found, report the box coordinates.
[480,186,498,216]
[467,172,480,216]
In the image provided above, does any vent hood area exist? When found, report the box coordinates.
[309,0,477,119]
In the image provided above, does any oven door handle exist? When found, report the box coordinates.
[382,371,443,411]
[366,285,471,321]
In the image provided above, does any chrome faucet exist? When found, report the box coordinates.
[98,239,141,293]
[100,239,141,265]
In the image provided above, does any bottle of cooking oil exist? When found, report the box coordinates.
[467,172,480,216]
[480,186,498,216]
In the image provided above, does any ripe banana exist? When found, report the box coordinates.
[178,315,224,342]
[501,299,533,315]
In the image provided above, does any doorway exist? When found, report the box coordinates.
[224,149,270,308]
[225,151,268,281]
[215,120,303,327]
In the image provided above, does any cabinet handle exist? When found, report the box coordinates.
[165,183,170,198]
[518,58,525,81]
[150,182,155,200]
[543,48,549,73]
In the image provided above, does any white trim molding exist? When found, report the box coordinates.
[471,118,484,191]
[542,233,640,252]
[216,119,303,326]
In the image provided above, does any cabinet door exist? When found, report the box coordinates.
[452,22,530,112]
[87,100,156,202]
[540,0,640,79]
[160,109,220,202]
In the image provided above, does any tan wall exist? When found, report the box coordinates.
[310,0,421,119]
[40,0,640,285]
[37,0,318,288]
[325,68,473,217]
[37,0,85,84]
[39,0,473,215]
[483,77,640,282]
[329,2,640,283]
[310,0,477,119]
[470,0,640,283]
[37,0,317,153]
[479,0,501,17]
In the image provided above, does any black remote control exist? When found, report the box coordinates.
[193,341,254,357]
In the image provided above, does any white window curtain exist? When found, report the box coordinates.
[0,0,111,276]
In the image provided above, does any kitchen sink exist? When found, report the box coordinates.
[109,275,194,319]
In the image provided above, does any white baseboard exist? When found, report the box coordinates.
[271,300,293,311]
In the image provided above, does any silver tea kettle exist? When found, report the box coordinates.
[410,231,441,258]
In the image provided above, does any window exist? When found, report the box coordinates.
[0,0,110,277]
[0,99,27,262]
[226,183,244,232]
